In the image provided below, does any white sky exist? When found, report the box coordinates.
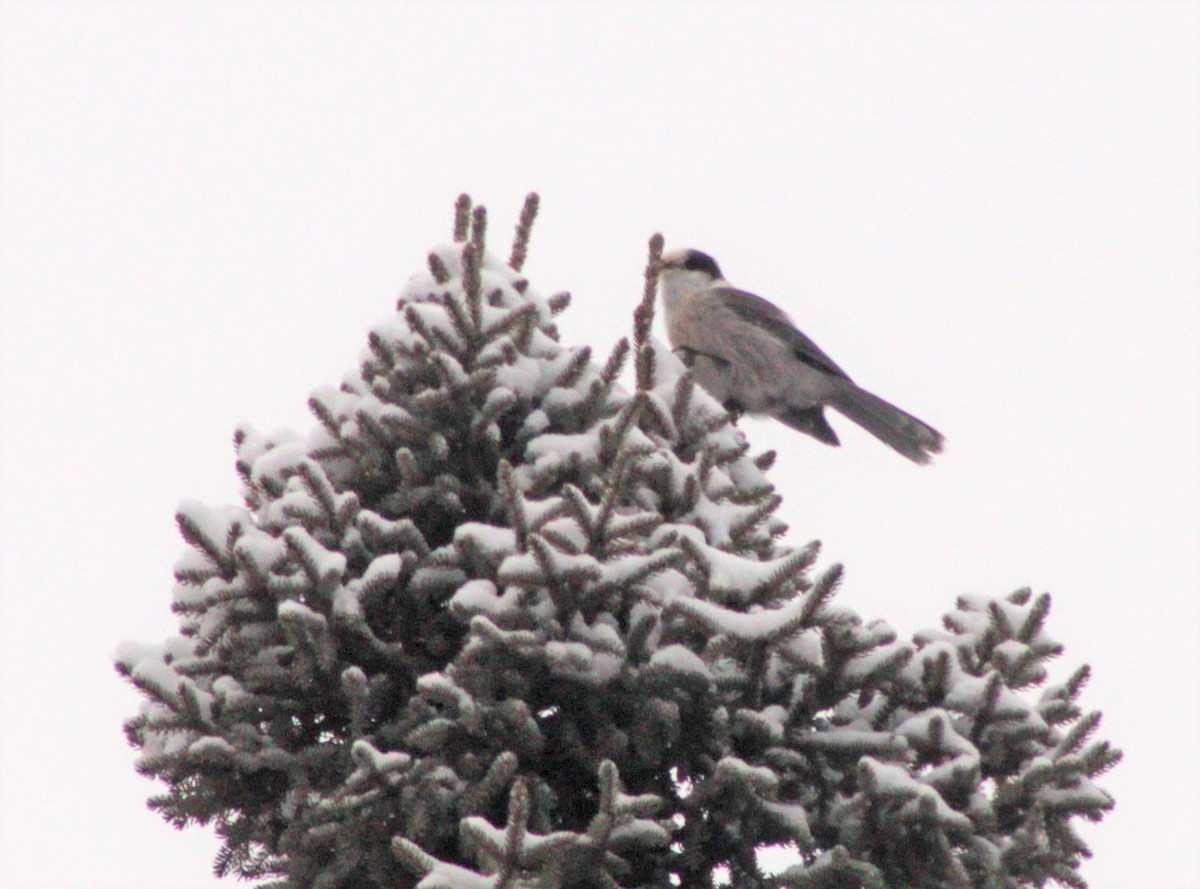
[1,3,1197,888]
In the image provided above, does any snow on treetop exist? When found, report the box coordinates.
[568,612,624,651]
[649,643,713,680]
[643,567,693,601]
[449,579,539,623]
[497,547,602,587]
[402,242,554,326]
[520,418,657,477]
[545,640,621,684]
[670,591,811,643]
[894,709,978,757]
[282,526,347,587]
[277,598,321,622]
[456,523,518,557]
[522,429,602,473]
[360,552,403,588]
[350,739,413,776]
[659,524,807,603]
[238,434,309,494]
[412,862,497,889]
[1034,779,1114,812]
[233,532,287,576]
[945,670,1049,733]
[860,758,975,832]
[649,340,747,452]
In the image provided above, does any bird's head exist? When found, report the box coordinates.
[659,248,725,298]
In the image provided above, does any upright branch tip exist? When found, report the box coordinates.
[633,233,666,390]
[453,194,472,242]
[462,242,482,312]
[509,192,540,271]
[635,234,665,347]
[470,205,488,255]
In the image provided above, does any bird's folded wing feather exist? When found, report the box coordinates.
[701,287,852,380]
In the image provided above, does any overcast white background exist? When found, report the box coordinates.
[2,4,1197,888]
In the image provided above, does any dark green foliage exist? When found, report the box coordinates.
[117,195,1119,888]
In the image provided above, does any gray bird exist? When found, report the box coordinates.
[658,248,944,464]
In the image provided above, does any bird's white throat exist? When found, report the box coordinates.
[658,268,723,318]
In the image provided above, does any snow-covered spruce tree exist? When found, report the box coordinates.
[118,195,1119,889]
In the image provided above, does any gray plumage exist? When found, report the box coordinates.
[658,248,944,464]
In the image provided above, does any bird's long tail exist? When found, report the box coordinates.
[826,383,945,465]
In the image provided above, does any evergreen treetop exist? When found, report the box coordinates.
[117,195,1119,888]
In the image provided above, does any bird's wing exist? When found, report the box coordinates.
[702,286,852,380]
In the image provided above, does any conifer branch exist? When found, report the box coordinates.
[634,234,664,350]
[547,291,571,314]
[753,449,777,471]
[443,287,479,352]
[1066,664,1091,699]
[670,371,695,434]
[405,717,457,751]
[920,648,954,699]
[453,193,472,242]
[552,346,592,389]
[470,204,488,256]
[509,192,540,271]
[470,387,516,438]
[601,337,630,385]
[307,391,345,440]
[479,304,537,348]
[677,473,701,514]
[391,836,439,876]
[175,509,237,579]
[402,304,444,354]
[972,671,1006,737]
[498,779,531,881]
[750,540,820,603]
[559,484,595,538]
[1018,591,1052,643]
[461,241,483,326]
[592,447,635,550]
[799,563,844,627]
[498,460,529,549]
[459,751,519,817]
[727,493,783,546]
[1009,587,1033,606]
[598,393,646,464]
[626,611,659,663]
[297,459,343,531]
[340,666,368,738]
[1054,710,1103,758]
[634,234,665,391]
[635,339,657,395]
[428,251,451,284]
[688,409,735,439]
[638,389,675,440]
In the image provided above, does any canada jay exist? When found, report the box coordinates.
[658,248,944,464]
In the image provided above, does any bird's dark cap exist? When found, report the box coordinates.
[662,248,723,280]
